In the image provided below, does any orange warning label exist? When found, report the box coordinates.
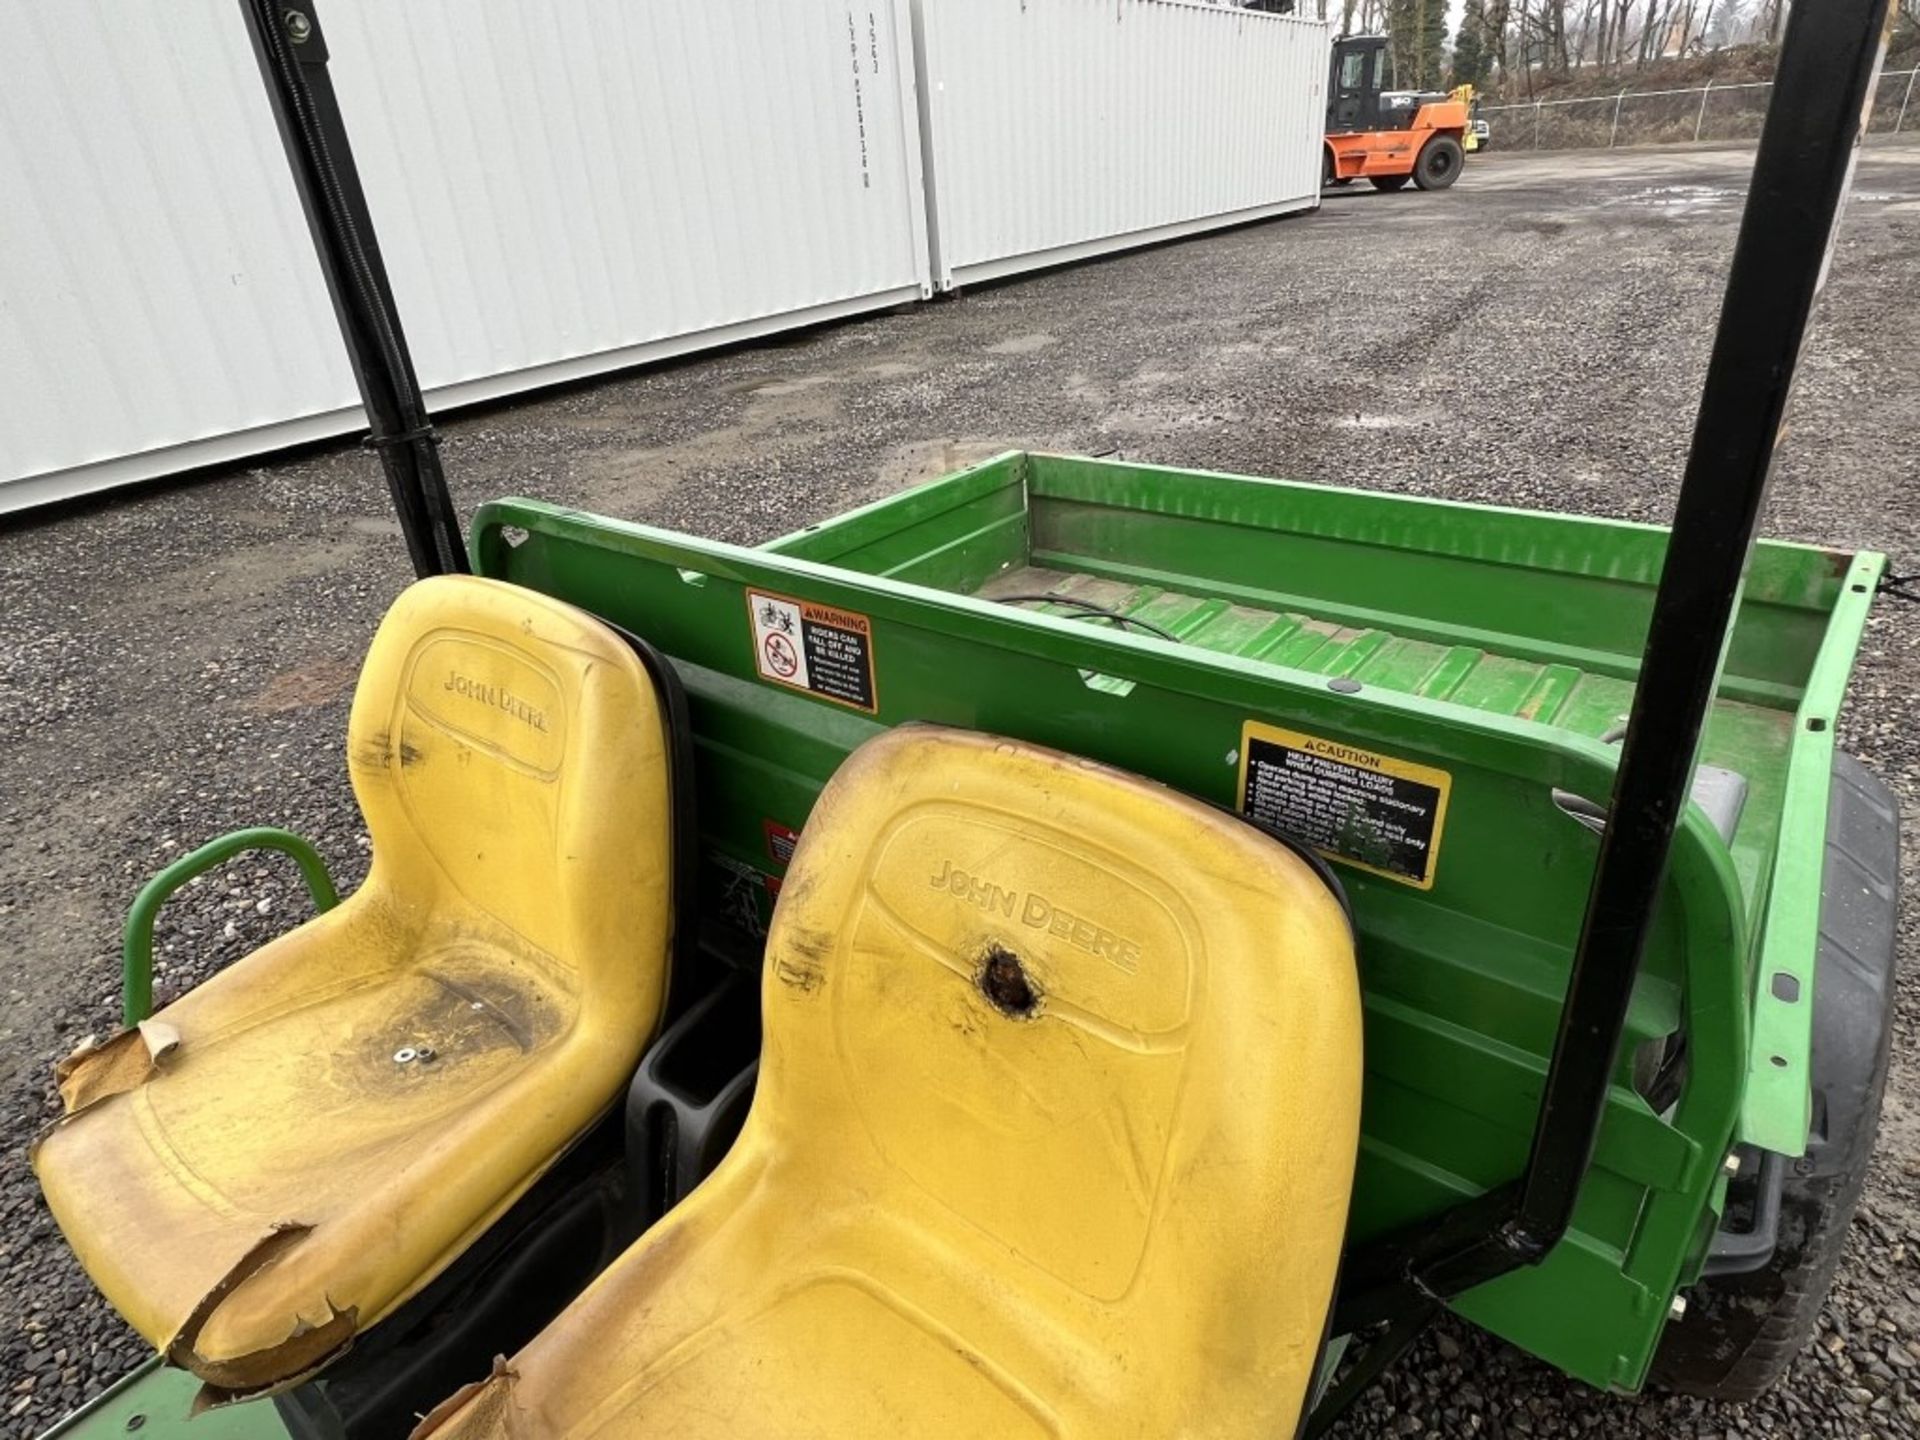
[747,590,877,712]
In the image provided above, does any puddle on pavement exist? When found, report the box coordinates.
[1611,184,1742,212]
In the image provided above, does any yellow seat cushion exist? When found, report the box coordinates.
[416,725,1361,1440]
[33,575,676,1402]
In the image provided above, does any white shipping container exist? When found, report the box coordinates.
[0,0,931,513]
[911,0,1328,289]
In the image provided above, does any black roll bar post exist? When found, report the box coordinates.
[237,0,466,577]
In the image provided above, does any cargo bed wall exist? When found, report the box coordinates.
[777,452,1851,706]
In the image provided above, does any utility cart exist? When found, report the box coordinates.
[31,1,1901,1436]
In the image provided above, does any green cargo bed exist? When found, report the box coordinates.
[763,451,1881,1151]
[465,449,1879,1391]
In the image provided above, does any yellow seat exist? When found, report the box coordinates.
[416,725,1361,1440]
[33,575,677,1404]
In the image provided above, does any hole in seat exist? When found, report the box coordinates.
[979,944,1040,1019]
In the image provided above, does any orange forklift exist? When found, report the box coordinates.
[1323,34,1469,192]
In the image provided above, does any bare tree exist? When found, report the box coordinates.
[1511,0,1535,92]
[1606,0,1635,70]
[1542,0,1571,71]
[1634,0,1680,65]
[1341,0,1390,31]
[1571,0,1592,67]
[1693,0,1719,52]
[1673,0,1699,51]
[1485,0,1512,76]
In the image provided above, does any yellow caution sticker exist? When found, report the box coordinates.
[1237,721,1452,890]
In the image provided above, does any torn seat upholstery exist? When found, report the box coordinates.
[34,575,677,1404]
[416,725,1362,1440]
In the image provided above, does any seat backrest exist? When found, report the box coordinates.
[347,576,674,1021]
[755,725,1362,1433]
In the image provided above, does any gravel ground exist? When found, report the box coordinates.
[4,140,1919,1437]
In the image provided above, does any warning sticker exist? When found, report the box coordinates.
[1237,721,1452,890]
[763,819,801,867]
[747,590,877,712]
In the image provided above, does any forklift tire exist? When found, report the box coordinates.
[1369,174,1409,193]
[1413,136,1465,191]
[1650,754,1899,1401]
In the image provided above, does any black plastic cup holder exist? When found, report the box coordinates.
[625,972,762,1229]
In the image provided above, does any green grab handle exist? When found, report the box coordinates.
[122,827,341,1026]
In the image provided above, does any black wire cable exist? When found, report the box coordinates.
[1878,571,1919,603]
[992,593,1183,644]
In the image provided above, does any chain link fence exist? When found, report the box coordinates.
[1481,67,1920,152]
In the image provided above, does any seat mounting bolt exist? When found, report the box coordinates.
[1669,1295,1687,1322]
[283,10,312,43]
[393,1047,418,1064]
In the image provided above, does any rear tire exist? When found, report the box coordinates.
[1413,136,1465,191]
[1650,755,1899,1401]
[1369,174,1409,193]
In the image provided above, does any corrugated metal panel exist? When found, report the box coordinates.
[0,2,352,512]
[912,0,1327,289]
[0,0,930,513]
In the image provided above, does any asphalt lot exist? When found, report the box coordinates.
[4,139,1920,1436]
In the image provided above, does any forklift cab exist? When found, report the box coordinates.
[1327,34,1388,135]
[1328,36,1449,137]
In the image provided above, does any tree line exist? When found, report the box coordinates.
[1319,0,1918,96]
[1450,0,1786,91]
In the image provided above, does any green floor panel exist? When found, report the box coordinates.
[39,1361,291,1440]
